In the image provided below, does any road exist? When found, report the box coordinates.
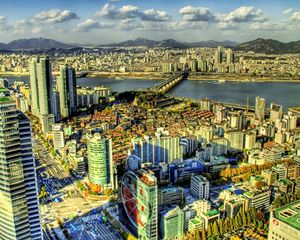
[33,136,109,226]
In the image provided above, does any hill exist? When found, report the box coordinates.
[235,38,300,53]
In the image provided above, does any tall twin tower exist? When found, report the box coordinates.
[30,56,77,131]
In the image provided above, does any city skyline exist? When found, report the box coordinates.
[1,0,300,44]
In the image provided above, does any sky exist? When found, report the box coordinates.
[1,0,300,44]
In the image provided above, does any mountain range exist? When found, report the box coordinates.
[1,37,300,53]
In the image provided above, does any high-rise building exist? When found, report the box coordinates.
[30,56,53,116]
[224,130,244,152]
[132,133,183,165]
[190,175,209,199]
[87,133,115,189]
[226,49,235,65]
[255,96,266,121]
[160,206,184,239]
[57,66,77,118]
[215,46,223,65]
[268,200,300,240]
[270,102,283,123]
[0,93,42,239]
[30,56,57,131]
[136,169,158,240]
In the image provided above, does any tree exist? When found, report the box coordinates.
[194,229,201,240]
[212,221,220,236]
[201,227,206,240]
[241,211,247,226]
[207,223,212,238]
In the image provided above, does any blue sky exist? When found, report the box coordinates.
[1,0,300,44]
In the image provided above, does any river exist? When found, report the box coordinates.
[3,75,300,109]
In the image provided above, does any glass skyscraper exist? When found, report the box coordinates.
[57,65,77,118]
[87,133,114,189]
[0,92,42,239]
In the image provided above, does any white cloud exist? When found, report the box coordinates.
[141,9,171,22]
[249,22,286,31]
[224,6,267,23]
[217,22,238,30]
[283,8,293,15]
[76,18,113,32]
[179,5,216,22]
[32,9,79,24]
[98,3,171,22]
[98,3,139,20]
[0,16,6,24]
[290,11,300,21]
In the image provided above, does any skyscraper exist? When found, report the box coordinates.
[57,66,77,118]
[87,133,115,189]
[226,49,235,65]
[0,93,42,239]
[215,46,223,65]
[255,96,266,121]
[30,56,53,116]
[30,56,57,130]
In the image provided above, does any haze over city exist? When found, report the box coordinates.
[1,0,300,44]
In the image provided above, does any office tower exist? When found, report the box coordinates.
[270,102,283,122]
[226,49,235,65]
[57,66,77,118]
[160,206,184,239]
[51,90,61,122]
[190,175,209,199]
[52,123,65,150]
[211,138,229,156]
[255,96,266,121]
[87,133,114,189]
[0,94,42,239]
[136,169,158,240]
[224,129,244,152]
[245,131,256,150]
[214,46,223,65]
[30,56,53,116]
[30,56,57,132]
[199,59,207,72]
[268,200,300,240]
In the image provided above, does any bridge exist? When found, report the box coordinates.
[152,69,189,93]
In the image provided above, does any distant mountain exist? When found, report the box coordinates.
[155,39,187,48]
[185,40,238,48]
[235,38,300,53]
[0,38,74,50]
[102,38,158,48]
[100,37,238,48]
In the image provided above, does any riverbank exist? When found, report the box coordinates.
[2,71,300,83]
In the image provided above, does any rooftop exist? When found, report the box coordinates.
[204,209,219,217]
[273,200,300,231]
[0,96,13,103]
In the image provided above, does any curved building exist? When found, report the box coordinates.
[87,133,114,189]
